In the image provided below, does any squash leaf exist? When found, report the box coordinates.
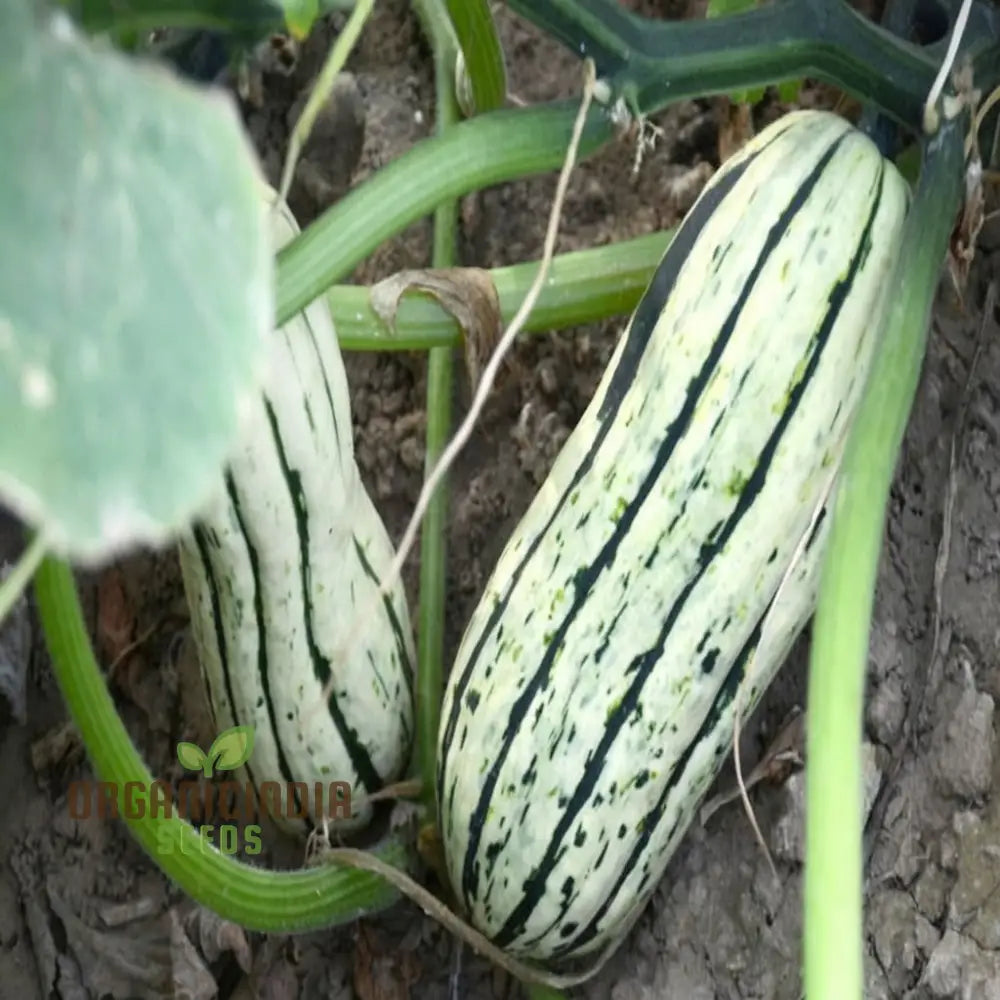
[0,1,274,563]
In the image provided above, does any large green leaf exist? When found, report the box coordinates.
[0,1,273,563]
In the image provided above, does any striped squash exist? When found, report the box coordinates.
[436,109,909,968]
[178,185,416,837]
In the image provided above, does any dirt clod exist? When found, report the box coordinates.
[923,929,1000,999]
[932,661,996,801]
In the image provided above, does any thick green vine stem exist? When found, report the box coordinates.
[804,110,967,1000]
[328,230,672,351]
[0,532,46,625]
[411,0,460,814]
[446,0,506,114]
[272,4,1000,334]
[506,0,1000,131]
[34,557,406,931]
[275,102,615,325]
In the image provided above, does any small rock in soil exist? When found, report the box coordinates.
[939,822,963,872]
[922,929,1000,999]
[948,806,1000,951]
[867,618,907,746]
[168,907,218,1000]
[932,666,995,801]
[869,888,940,994]
[913,861,952,924]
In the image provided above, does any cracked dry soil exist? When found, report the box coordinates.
[2,2,1000,998]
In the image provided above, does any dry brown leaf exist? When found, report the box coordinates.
[186,906,253,973]
[30,720,84,777]
[96,566,135,667]
[251,954,300,1000]
[118,639,175,737]
[353,923,421,1000]
[948,157,985,308]
[700,708,806,825]
[369,269,503,390]
[97,897,160,928]
[353,923,380,1000]
[830,91,864,121]
[716,98,754,163]
[168,907,219,1000]
[45,886,175,999]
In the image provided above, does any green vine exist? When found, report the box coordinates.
[507,0,999,130]
[411,0,461,815]
[805,105,968,1000]
[34,557,404,928]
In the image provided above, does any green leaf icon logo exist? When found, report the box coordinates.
[177,741,207,773]
[176,726,254,778]
[207,725,255,775]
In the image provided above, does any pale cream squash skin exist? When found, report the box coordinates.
[178,186,415,837]
[437,110,909,968]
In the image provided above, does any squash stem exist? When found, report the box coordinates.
[328,229,673,351]
[804,110,966,1000]
[275,101,615,326]
[273,4,1000,328]
[411,0,461,814]
[506,0,999,131]
[33,556,407,930]
[446,0,507,114]
[0,530,45,624]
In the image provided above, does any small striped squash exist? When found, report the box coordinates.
[436,109,909,968]
[178,185,416,837]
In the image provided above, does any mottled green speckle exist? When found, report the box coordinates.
[670,673,693,698]
[725,470,748,496]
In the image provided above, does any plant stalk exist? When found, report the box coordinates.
[275,102,615,326]
[507,0,1000,130]
[804,109,966,1000]
[327,229,673,351]
[411,0,460,816]
[33,557,406,930]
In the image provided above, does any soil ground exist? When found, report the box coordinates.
[2,2,1000,998]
